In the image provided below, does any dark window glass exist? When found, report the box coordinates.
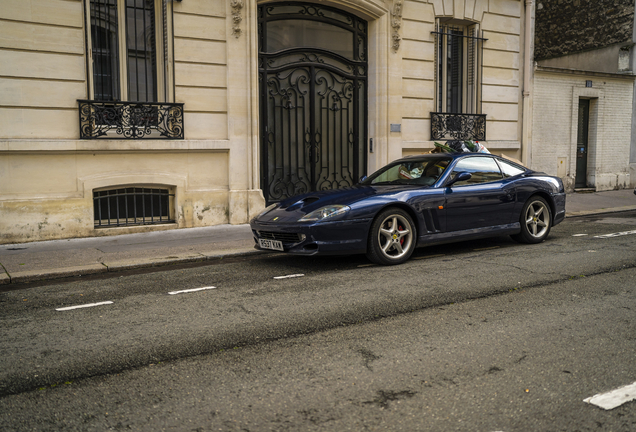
[466,26,477,112]
[447,29,463,113]
[451,157,503,185]
[90,0,120,101]
[266,19,354,59]
[126,0,157,102]
[90,0,157,102]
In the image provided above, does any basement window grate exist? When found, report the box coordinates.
[93,187,175,228]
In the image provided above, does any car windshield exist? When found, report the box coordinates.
[361,157,452,186]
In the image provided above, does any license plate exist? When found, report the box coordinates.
[259,238,284,251]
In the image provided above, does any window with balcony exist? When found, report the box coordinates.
[431,22,486,141]
[80,0,183,139]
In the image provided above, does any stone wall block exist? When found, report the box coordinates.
[535,0,634,60]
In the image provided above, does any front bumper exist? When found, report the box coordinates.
[250,218,371,256]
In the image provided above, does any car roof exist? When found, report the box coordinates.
[397,152,491,162]
[395,152,529,170]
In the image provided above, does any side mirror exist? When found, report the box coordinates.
[446,171,472,187]
[359,175,367,183]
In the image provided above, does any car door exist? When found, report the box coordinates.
[444,156,516,232]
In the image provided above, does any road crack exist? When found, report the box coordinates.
[363,389,417,409]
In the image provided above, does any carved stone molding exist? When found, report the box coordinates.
[230,0,244,38]
[391,0,403,52]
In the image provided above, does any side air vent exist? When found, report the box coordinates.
[422,209,442,233]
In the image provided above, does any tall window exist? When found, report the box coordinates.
[88,0,164,102]
[435,23,485,114]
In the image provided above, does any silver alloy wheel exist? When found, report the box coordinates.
[377,213,414,260]
[524,199,549,239]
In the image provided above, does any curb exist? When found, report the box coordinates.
[8,264,107,285]
[565,205,636,218]
[1,249,264,286]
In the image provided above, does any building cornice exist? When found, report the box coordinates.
[535,65,636,80]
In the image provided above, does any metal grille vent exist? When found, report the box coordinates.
[94,187,175,228]
[258,231,303,243]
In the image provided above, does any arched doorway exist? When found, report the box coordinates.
[258,2,368,203]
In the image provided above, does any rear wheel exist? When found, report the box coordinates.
[366,208,416,265]
[511,196,552,244]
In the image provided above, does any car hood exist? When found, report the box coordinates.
[255,184,411,223]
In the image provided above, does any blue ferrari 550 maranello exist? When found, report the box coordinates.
[250,152,566,265]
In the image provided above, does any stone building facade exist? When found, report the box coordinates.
[1,0,532,244]
[531,0,636,191]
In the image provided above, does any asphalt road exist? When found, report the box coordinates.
[1,211,635,431]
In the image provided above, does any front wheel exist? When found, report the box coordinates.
[511,196,552,244]
[366,208,417,265]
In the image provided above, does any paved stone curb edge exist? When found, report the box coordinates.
[565,206,636,218]
[1,249,264,286]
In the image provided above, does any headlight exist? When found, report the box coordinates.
[299,205,350,222]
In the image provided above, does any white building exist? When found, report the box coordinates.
[530,0,636,192]
[1,0,533,243]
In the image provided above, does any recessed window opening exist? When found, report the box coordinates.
[88,0,162,102]
[434,21,485,114]
[93,186,175,227]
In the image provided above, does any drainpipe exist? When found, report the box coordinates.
[522,0,534,168]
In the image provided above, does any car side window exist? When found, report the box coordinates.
[368,158,451,186]
[450,157,503,186]
[497,159,526,178]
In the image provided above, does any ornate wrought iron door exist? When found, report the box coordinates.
[258,3,367,203]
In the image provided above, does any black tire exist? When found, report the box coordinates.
[511,196,552,244]
[366,208,417,265]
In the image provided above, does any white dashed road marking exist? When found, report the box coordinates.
[584,381,636,410]
[594,229,636,239]
[56,301,114,311]
[168,286,216,295]
[572,234,588,237]
[273,274,304,279]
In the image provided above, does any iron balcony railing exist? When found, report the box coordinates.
[431,112,486,141]
[78,100,184,139]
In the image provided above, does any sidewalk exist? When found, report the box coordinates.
[1,189,635,286]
